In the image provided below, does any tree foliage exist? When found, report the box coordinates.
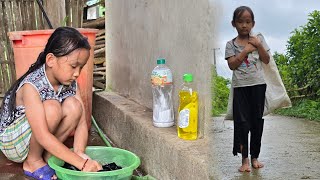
[212,66,230,116]
[273,52,291,90]
[284,10,320,98]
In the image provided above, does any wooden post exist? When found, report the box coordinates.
[43,0,66,29]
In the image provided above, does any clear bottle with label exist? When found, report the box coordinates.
[177,73,198,140]
[151,58,174,127]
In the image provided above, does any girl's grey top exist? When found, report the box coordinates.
[225,33,270,88]
[0,64,77,134]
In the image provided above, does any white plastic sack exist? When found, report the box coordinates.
[224,35,291,120]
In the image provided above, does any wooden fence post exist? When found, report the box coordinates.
[43,0,66,28]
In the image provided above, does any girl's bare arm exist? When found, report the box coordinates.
[249,36,270,64]
[73,86,89,158]
[227,43,256,70]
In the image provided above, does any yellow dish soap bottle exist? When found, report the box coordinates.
[178,73,198,140]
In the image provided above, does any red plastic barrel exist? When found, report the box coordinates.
[8,28,99,130]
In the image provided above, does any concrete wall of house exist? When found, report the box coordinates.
[105,0,218,137]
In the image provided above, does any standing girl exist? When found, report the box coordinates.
[0,27,102,180]
[225,6,270,172]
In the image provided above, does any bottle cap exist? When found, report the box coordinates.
[157,58,166,64]
[183,73,193,82]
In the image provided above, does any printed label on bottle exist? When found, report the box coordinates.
[151,69,173,86]
[158,109,172,123]
[178,109,190,128]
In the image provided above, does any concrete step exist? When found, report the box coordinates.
[92,91,209,180]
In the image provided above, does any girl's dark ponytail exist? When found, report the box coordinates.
[0,50,46,119]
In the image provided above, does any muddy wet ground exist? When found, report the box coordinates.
[210,114,320,180]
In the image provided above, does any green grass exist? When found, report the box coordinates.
[274,99,320,121]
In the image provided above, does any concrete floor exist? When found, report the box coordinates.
[209,114,320,180]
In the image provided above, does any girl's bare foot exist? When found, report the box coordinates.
[238,158,251,172]
[251,158,264,169]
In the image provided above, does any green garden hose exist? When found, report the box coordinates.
[91,115,112,147]
[91,115,157,180]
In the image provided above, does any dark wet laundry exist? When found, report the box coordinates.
[99,162,123,172]
[62,162,122,172]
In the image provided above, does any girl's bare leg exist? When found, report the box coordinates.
[23,100,62,179]
[43,97,82,161]
[23,97,81,179]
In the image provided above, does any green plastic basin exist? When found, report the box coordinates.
[48,146,141,180]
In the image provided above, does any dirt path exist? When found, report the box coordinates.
[209,114,320,180]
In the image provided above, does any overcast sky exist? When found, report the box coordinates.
[211,0,320,79]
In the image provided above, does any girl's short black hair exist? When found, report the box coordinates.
[232,6,255,22]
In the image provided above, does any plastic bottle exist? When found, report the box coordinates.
[177,73,198,140]
[151,58,174,127]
